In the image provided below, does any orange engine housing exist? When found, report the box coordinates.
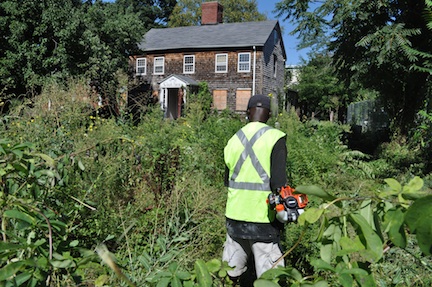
[279,186,309,209]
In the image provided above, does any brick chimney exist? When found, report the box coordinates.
[201,1,223,25]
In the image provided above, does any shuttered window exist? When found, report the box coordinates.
[213,90,227,110]
[236,89,251,111]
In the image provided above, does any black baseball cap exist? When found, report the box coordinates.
[247,94,271,110]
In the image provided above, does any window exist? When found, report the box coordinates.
[136,58,146,75]
[238,53,251,72]
[154,57,164,75]
[273,55,277,78]
[213,90,227,110]
[183,55,195,74]
[215,54,228,73]
[236,89,251,110]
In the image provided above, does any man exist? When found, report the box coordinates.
[222,94,288,284]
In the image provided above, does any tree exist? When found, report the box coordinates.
[0,0,144,99]
[275,0,432,134]
[296,53,350,121]
[167,0,266,27]
[116,0,177,28]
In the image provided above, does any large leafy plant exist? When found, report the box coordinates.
[0,139,96,286]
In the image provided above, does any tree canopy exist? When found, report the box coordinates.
[167,0,266,27]
[276,0,432,134]
[0,0,165,98]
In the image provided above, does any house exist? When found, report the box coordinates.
[130,1,286,119]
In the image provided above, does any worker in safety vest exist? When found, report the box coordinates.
[222,94,287,284]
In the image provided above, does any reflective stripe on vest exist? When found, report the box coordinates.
[228,126,272,191]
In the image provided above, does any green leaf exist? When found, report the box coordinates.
[78,160,85,171]
[205,258,221,273]
[0,261,25,281]
[50,259,76,268]
[383,208,406,248]
[377,190,399,198]
[354,273,377,287]
[4,209,36,224]
[69,240,79,247]
[218,269,227,278]
[253,279,280,287]
[0,242,24,252]
[138,254,151,270]
[170,276,182,287]
[194,259,212,287]
[259,267,291,280]
[315,216,328,241]
[175,271,191,280]
[339,268,368,276]
[404,195,432,255]
[159,252,174,263]
[384,178,402,192]
[311,259,335,272]
[298,207,324,225]
[349,214,383,262]
[95,275,109,287]
[289,268,303,281]
[338,273,354,287]
[359,199,373,228]
[320,243,333,264]
[156,277,170,287]
[35,153,55,167]
[12,272,32,286]
[168,262,178,273]
[336,236,365,256]
[295,185,335,201]
[402,176,423,193]
[401,192,429,200]
[312,281,329,287]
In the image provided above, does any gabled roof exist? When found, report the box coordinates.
[158,74,199,87]
[139,20,281,52]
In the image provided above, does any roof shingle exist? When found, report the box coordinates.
[139,20,279,52]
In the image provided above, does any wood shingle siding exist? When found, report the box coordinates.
[130,4,287,118]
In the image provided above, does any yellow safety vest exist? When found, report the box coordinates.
[224,122,286,223]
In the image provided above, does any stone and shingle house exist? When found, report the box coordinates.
[130,1,286,119]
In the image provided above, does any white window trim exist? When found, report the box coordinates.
[183,55,195,74]
[215,53,228,73]
[238,52,251,73]
[154,56,165,75]
[136,57,146,75]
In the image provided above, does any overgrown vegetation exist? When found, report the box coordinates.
[1,81,431,286]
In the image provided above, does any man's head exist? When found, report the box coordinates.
[247,94,271,123]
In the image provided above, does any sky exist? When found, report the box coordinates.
[256,0,308,66]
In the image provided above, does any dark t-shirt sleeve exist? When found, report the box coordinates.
[270,136,287,192]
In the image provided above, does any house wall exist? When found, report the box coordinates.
[130,33,285,113]
[261,29,286,103]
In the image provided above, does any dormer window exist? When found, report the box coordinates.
[238,53,251,72]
